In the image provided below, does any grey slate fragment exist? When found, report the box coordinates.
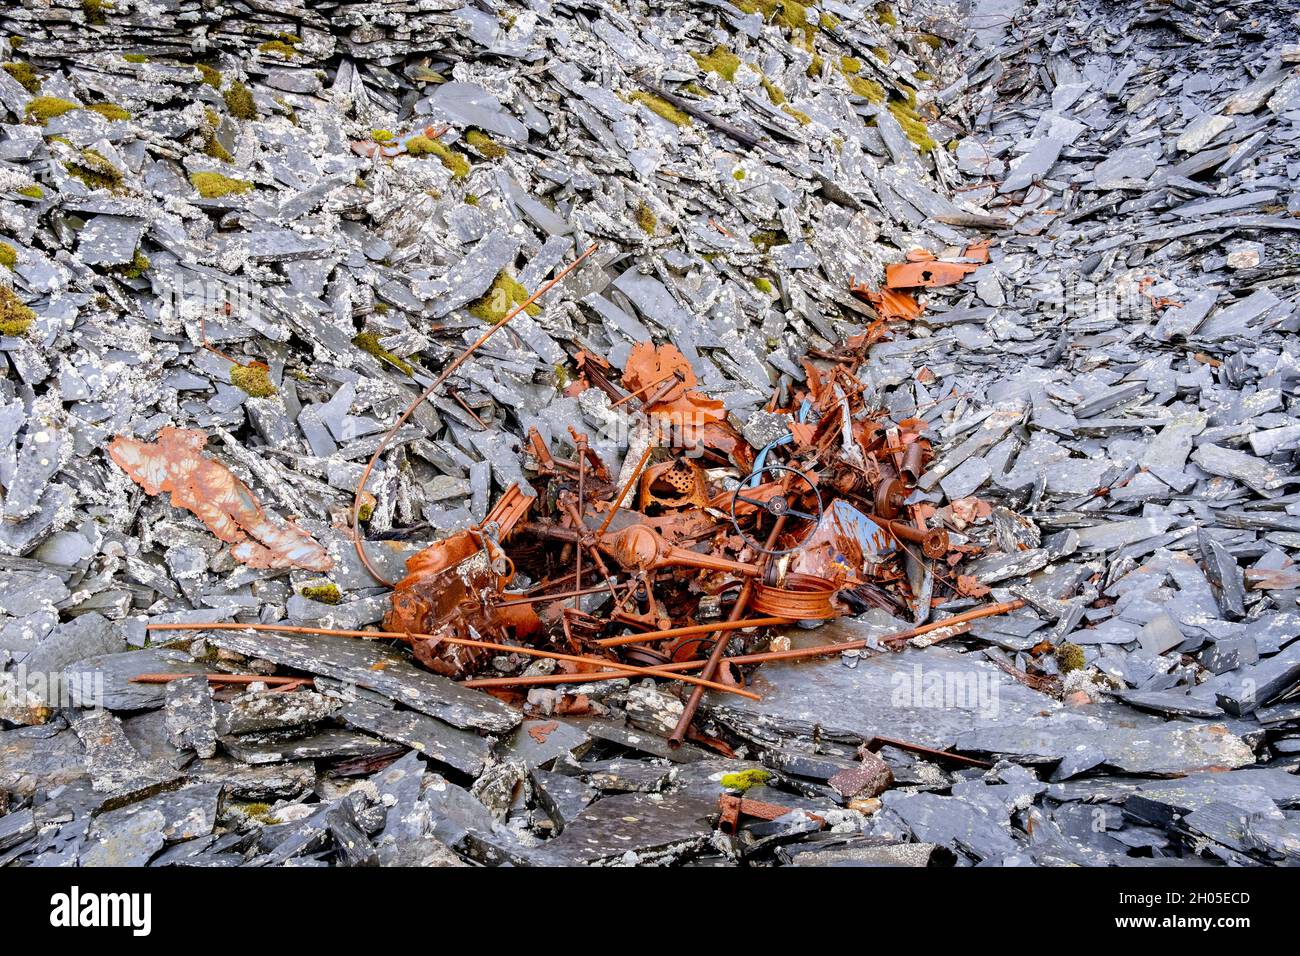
[337,697,491,776]
[202,630,519,733]
[165,675,218,758]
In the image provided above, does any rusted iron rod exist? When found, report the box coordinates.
[461,599,1024,690]
[594,616,793,647]
[144,621,760,701]
[129,673,311,686]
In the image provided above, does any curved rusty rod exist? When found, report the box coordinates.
[350,243,600,588]
[144,620,759,701]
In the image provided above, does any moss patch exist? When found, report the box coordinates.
[17,184,43,199]
[116,248,149,278]
[123,53,148,63]
[258,39,298,58]
[732,0,815,47]
[888,97,937,152]
[753,276,774,294]
[230,363,276,397]
[65,148,123,191]
[692,44,740,82]
[353,330,414,375]
[25,96,79,124]
[465,128,506,159]
[189,171,252,198]
[467,271,539,323]
[300,582,341,604]
[635,201,657,235]
[876,2,898,26]
[0,286,35,336]
[223,80,257,120]
[1056,642,1086,675]
[404,135,470,177]
[370,128,393,142]
[782,104,811,125]
[83,0,111,25]
[197,63,222,88]
[2,61,40,93]
[750,229,785,252]
[628,91,691,128]
[87,102,131,121]
[720,768,771,792]
[0,242,16,270]
[760,74,786,105]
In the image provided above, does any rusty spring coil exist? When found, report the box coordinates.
[750,573,838,620]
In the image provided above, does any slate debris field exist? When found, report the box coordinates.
[2,0,1300,867]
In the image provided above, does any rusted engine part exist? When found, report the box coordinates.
[110,427,333,572]
[384,485,540,676]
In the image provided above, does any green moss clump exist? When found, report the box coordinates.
[871,46,891,64]
[353,330,414,375]
[258,39,298,58]
[917,33,943,49]
[750,229,785,252]
[692,44,740,82]
[463,193,479,206]
[0,286,35,336]
[720,768,771,791]
[732,0,814,46]
[840,55,862,74]
[1056,642,1086,675]
[223,80,257,120]
[467,272,539,322]
[356,499,375,522]
[806,53,824,79]
[87,102,131,121]
[197,63,222,88]
[732,168,746,181]
[635,201,657,235]
[888,98,937,152]
[9,37,21,49]
[300,582,341,604]
[876,2,898,26]
[201,108,234,162]
[681,81,708,97]
[83,0,111,25]
[65,148,123,191]
[123,53,148,63]
[782,104,811,125]
[189,171,252,198]
[231,362,277,397]
[753,277,774,294]
[116,248,149,278]
[0,242,15,270]
[25,96,79,124]
[373,302,389,314]
[848,74,886,103]
[235,802,277,825]
[2,61,40,93]
[370,128,393,142]
[627,91,691,128]
[17,184,42,199]
[465,128,506,159]
[760,74,786,105]
[404,135,470,178]
[820,11,840,28]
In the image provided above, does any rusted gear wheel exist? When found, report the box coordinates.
[729,465,823,555]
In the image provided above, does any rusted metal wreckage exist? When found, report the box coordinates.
[134,247,1020,748]
[375,331,981,744]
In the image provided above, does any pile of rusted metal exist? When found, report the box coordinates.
[360,331,985,745]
